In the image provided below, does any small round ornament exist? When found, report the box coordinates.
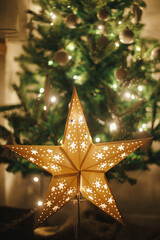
[114,67,127,81]
[151,47,160,60]
[54,50,69,66]
[97,35,109,49]
[80,35,88,43]
[97,8,109,21]
[66,13,78,29]
[119,28,134,44]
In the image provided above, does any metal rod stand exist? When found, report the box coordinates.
[77,192,81,240]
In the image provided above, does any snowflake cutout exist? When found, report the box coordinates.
[52,205,59,212]
[70,142,76,150]
[100,203,107,209]
[46,201,52,207]
[118,145,124,151]
[31,149,38,155]
[4,88,151,226]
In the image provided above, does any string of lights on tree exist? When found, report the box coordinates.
[0,0,159,187]
[34,5,159,142]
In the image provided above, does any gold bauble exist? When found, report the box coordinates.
[151,47,160,60]
[114,67,127,81]
[66,13,78,29]
[97,35,109,50]
[119,28,134,44]
[54,50,69,66]
[97,8,109,21]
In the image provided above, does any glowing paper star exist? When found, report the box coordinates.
[4,88,152,226]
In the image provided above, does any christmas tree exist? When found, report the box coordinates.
[0,0,160,184]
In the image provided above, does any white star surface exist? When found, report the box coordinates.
[4,88,152,226]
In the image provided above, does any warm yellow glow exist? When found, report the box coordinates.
[138,85,143,91]
[125,92,131,99]
[33,176,39,182]
[68,43,75,51]
[97,25,103,30]
[40,88,44,93]
[142,123,146,129]
[110,123,117,131]
[95,137,100,143]
[48,60,53,65]
[73,75,78,80]
[115,42,119,47]
[136,46,141,51]
[5,89,152,226]
[50,12,56,19]
[37,201,43,206]
[51,96,56,103]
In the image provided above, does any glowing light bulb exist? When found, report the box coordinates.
[118,21,122,24]
[139,127,143,132]
[44,105,47,111]
[95,137,100,143]
[68,55,72,60]
[125,92,131,99]
[51,96,56,103]
[40,88,44,93]
[131,94,135,100]
[142,123,146,129]
[37,200,43,206]
[33,177,39,182]
[110,123,117,131]
[136,46,141,51]
[50,12,56,19]
[141,66,145,70]
[138,85,143,92]
[73,75,78,80]
[48,60,53,65]
[115,42,119,47]
[113,84,117,89]
[97,25,103,30]
[68,43,74,51]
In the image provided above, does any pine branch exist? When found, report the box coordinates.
[0,126,12,140]
[0,104,22,112]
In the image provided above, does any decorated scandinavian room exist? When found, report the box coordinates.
[0,0,160,239]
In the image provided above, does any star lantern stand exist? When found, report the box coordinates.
[4,88,152,238]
